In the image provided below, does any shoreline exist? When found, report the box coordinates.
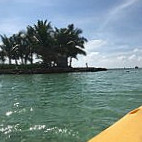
[0,67,107,74]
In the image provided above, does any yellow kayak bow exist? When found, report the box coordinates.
[88,106,142,142]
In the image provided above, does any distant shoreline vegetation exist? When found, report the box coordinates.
[0,20,87,68]
[0,20,107,74]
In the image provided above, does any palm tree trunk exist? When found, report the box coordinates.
[9,57,12,64]
[24,55,28,64]
[24,59,27,64]
[57,55,68,67]
[69,57,72,67]
[15,59,18,65]
[30,52,33,64]
[20,57,24,64]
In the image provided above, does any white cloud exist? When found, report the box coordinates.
[133,48,142,53]
[73,51,142,68]
[85,39,107,52]
[128,54,136,60]
[117,56,126,60]
[73,39,142,68]
[138,57,142,61]
[119,0,139,9]
[101,0,139,29]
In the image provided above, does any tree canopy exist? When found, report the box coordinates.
[0,20,87,68]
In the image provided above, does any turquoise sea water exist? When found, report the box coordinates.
[0,69,142,142]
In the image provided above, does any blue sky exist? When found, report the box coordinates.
[0,0,142,68]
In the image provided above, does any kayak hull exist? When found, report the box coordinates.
[88,106,142,142]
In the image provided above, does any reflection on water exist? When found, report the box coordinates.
[0,69,142,142]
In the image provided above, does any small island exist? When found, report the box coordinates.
[0,20,107,74]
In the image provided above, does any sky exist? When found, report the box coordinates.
[0,0,142,68]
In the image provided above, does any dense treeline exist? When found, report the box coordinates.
[0,20,87,68]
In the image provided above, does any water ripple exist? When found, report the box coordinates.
[0,69,142,141]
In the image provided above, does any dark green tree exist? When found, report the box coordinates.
[14,32,31,64]
[0,50,6,64]
[29,20,55,67]
[0,20,87,68]
[0,35,13,64]
[54,24,87,67]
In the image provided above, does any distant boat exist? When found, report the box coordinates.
[135,66,139,69]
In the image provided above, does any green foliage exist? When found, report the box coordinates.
[0,64,42,70]
[0,20,87,68]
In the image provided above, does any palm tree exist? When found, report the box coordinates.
[0,20,87,68]
[33,20,54,66]
[17,32,30,65]
[30,20,54,67]
[26,26,36,65]
[0,50,6,64]
[11,32,32,65]
[9,34,20,65]
[27,20,55,67]
[54,24,87,67]
[0,35,13,64]
[11,47,19,65]
[67,24,87,66]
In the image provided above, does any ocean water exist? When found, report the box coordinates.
[0,69,142,142]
